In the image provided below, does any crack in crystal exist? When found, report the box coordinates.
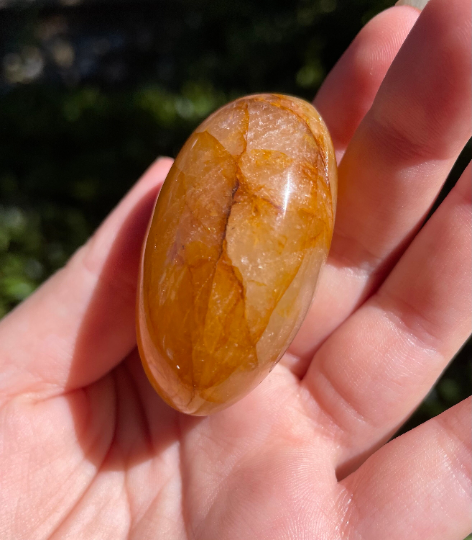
[188,104,257,392]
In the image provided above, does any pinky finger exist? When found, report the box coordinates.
[339,397,472,540]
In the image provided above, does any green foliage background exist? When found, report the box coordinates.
[0,0,470,438]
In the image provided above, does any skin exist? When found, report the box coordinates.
[0,0,470,538]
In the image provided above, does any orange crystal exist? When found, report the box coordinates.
[137,94,337,415]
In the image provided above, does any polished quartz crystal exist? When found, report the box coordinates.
[137,94,337,415]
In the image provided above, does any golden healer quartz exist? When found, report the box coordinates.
[137,94,337,415]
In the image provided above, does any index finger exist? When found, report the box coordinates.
[314,5,419,161]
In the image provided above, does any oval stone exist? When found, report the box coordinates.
[137,94,337,415]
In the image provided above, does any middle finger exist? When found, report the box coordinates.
[288,0,471,370]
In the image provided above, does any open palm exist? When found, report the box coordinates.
[1,1,471,539]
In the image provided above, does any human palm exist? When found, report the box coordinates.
[1,1,471,539]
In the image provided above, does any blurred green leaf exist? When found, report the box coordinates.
[1,276,36,302]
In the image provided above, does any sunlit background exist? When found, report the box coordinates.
[1,0,471,451]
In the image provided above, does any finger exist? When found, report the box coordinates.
[284,3,420,373]
[0,158,173,398]
[333,0,471,269]
[289,0,472,369]
[303,162,471,473]
[314,5,419,161]
[338,398,472,540]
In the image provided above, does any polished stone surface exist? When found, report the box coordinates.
[137,94,337,415]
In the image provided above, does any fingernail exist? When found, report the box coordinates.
[395,0,430,9]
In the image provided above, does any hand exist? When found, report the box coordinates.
[1,1,470,538]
